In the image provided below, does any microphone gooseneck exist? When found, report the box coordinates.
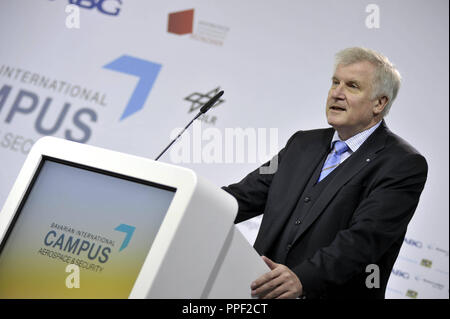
[155,90,224,161]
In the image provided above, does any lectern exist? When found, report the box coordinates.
[0,136,268,298]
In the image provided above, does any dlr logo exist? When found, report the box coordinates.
[68,0,123,16]
[0,85,96,143]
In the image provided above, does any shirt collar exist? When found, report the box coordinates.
[331,120,382,153]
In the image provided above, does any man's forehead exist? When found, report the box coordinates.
[333,61,376,81]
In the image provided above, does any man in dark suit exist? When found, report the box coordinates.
[222,47,428,299]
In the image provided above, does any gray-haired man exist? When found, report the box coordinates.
[223,47,428,299]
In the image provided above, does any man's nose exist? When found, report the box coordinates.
[331,84,345,100]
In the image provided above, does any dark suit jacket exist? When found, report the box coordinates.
[223,121,428,299]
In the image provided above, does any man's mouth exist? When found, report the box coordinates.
[330,106,346,111]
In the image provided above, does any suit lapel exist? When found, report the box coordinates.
[291,121,389,245]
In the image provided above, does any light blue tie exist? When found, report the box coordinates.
[318,140,349,182]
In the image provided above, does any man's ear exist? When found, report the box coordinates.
[374,96,389,116]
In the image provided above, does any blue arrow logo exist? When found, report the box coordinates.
[104,55,162,120]
[114,224,136,252]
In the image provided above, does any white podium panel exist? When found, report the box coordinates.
[0,137,268,298]
[204,227,269,299]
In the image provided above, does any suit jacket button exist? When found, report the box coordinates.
[304,196,311,203]
[295,219,302,225]
[286,244,292,251]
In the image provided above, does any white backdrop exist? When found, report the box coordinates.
[0,0,448,299]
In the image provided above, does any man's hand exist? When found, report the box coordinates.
[251,256,303,299]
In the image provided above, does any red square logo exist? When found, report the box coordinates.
[168,9,194,35]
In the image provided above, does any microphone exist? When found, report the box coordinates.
[155,90,224,161]
[199,90,224,113]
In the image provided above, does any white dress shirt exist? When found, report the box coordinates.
[327,120,382,165]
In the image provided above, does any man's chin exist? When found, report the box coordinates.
[326,116,343,128]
